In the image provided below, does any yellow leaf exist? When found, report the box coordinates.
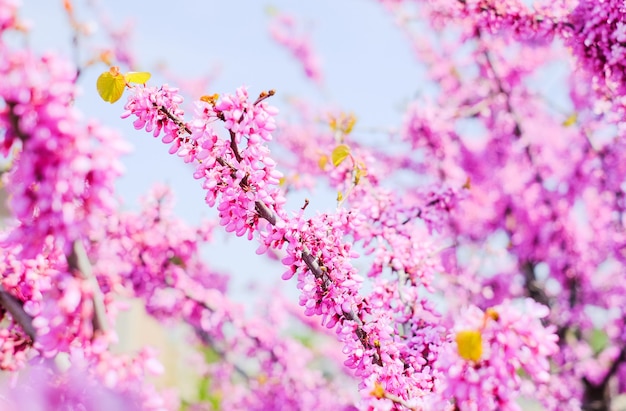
[343,113,356,135]
[337,191,343,202]
[329,116,338,133]
[96,67,125,103]
[354,165,367,185]
[331,144,350,167]
[562,113,577,127]
[456,330,483,362]
[318,154,328,170]
[124,71,151,84]
[329,112,357,135]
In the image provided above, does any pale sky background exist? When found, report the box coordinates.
[15,0,423,303]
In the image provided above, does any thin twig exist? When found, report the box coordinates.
[253,89,275,106]
[229,130,243,163]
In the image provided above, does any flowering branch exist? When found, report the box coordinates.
[157,104,280,226]
[155,100,381,365]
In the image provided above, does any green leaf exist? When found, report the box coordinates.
[516,367,530,379]
[292,332,315,348]
[590,328,609,355]
[331,144,350,167]
[208,394,221,410]
[168,255,186,268]
[200,346,220,364]
[96,68,125,103]
[124,71,151,84]
[198,377,210,401]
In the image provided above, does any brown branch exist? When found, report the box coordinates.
[402,198,442,225]
[253,89,275,106]
[382,391,418,411]
[254,201,277,226]
[601,345,626,390]
[195,329,250,380]
[229,130,243,163]
[482,47,523,140]
[158,105,192,134]
[0,285,36,341]
[160,261,253,381]
[301,247,382,366]
[582,345,626,411]
[67,240,108,334]
[520,260,550,308]
[7,102,28,142]
[482,43,548,184]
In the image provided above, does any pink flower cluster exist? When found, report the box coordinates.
[0,362,145,411]
[378,0,574,40]
[565,0,626,118]
[0,14,130,372]
[0,8,179,409]
[123,86,285,239]
[0,46,128,257]
[0,341,174,411]
[262,210,363,324]
[434,300,558,411]
[121,84,184,145]
[95,186,357,410]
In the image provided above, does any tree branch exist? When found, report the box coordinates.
[229,130,243,163]
[7,102,28,142]
[67,240,108,334]
[0,285,36,341]
[582,344,626,411]
[520,260,550,308]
